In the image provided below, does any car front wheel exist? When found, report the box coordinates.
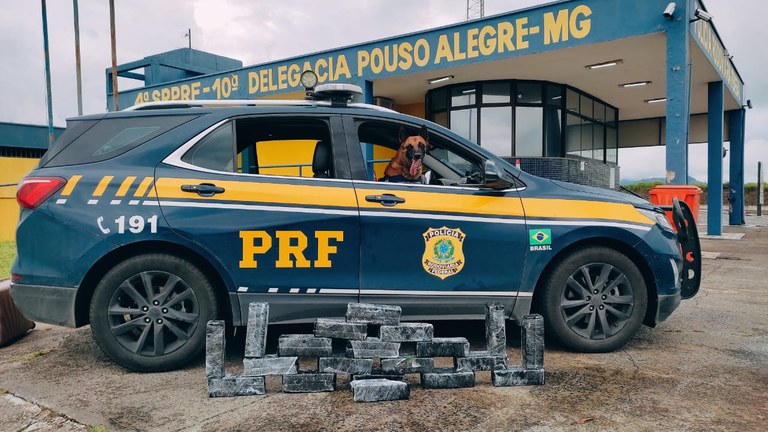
[538,247,647,352]
[89,254,218,372]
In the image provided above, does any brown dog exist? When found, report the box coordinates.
[380,125,430,182]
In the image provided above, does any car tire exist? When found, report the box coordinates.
[89,253,219,372]
[538,247,647,352]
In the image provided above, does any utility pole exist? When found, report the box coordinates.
[73,0,83,115]
[185,28,192,49]
[109,0,119,111]
[758,161,764,216]
[41,0,54,146]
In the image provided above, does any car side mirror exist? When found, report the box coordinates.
[483,159,513,190]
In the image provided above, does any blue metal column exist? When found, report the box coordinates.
[665,0,691,184]
[40,0,54,146]
[728,108,746,225]
[707,81,723,235]
[362,80,373,104]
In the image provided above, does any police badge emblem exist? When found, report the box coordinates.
[422,227,466,279]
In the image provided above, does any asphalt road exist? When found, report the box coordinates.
[1,217,766,431]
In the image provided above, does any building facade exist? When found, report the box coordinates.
[109,0,747,234]
[0,0,748,241]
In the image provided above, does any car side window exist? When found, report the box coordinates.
[181,122,235,171]
[182,117,337,179]
[357,120,484,186]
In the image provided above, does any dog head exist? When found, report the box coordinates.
[398,125,430,179]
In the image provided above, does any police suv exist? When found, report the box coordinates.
[11,77,700,371]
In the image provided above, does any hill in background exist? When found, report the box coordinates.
[620,176,702,186]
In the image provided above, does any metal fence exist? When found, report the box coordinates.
[504,156,620,190]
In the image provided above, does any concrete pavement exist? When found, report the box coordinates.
[1,214,766,431]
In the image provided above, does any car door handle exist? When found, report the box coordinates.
[365,193,405,207]
[181,183,225,197]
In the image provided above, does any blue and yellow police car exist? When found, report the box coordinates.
[10,79,700,371]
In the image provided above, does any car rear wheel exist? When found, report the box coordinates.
[90,254,218,372]
[538,247,647,352]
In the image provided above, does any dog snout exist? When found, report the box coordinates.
[406,146,423,159]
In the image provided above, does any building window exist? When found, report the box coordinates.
[480,106,512,156]
[566,114,582,156]
[428,80,619,164]
[482,82,510,103]
[517,82,542,104]
[515,106,543,157]
[451,85,476,107]
[450,108,477,143]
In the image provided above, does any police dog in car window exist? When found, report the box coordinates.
[380,125,430,183]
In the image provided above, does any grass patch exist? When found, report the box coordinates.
[89,427,110,432]
[0,241,15,279]
[15,350,51,362]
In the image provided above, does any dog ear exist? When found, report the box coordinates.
[399,126,409,144]
[419,125,429,142]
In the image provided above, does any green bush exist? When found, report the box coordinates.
[623,181,663,198]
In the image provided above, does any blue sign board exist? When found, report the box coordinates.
[113,0,682,109]
[689,19,743,104]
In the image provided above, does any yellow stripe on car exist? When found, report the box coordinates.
[154,178,359,208]
[116,176,137,197]
[134,177,154,197]
[61,175,82,196]
[521,198,654,225]
[356,188,525,217]
[93,176,114,197]
[154,178,653,226]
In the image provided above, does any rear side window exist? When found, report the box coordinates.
[37,119,99,167]
[92,126,160,156]
[43,115,197,167]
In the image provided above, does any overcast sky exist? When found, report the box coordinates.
[1,0,765,183]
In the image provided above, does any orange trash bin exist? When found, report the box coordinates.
[649,185,703,226]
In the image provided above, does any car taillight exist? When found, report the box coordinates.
[16,177,67,209]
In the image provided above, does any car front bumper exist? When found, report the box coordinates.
[656,290,682,323]
[9,283,78,328]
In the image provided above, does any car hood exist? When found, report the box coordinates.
[548,179,655,209]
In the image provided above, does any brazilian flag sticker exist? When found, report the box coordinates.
[529,228,552,246]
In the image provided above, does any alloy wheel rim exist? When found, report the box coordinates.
[559,263,635,340]
[107,271,199,356]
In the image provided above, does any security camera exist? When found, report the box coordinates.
[693,8,713,22]
[663,2,675,19]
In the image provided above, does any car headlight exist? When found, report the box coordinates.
[637,208,674,232]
